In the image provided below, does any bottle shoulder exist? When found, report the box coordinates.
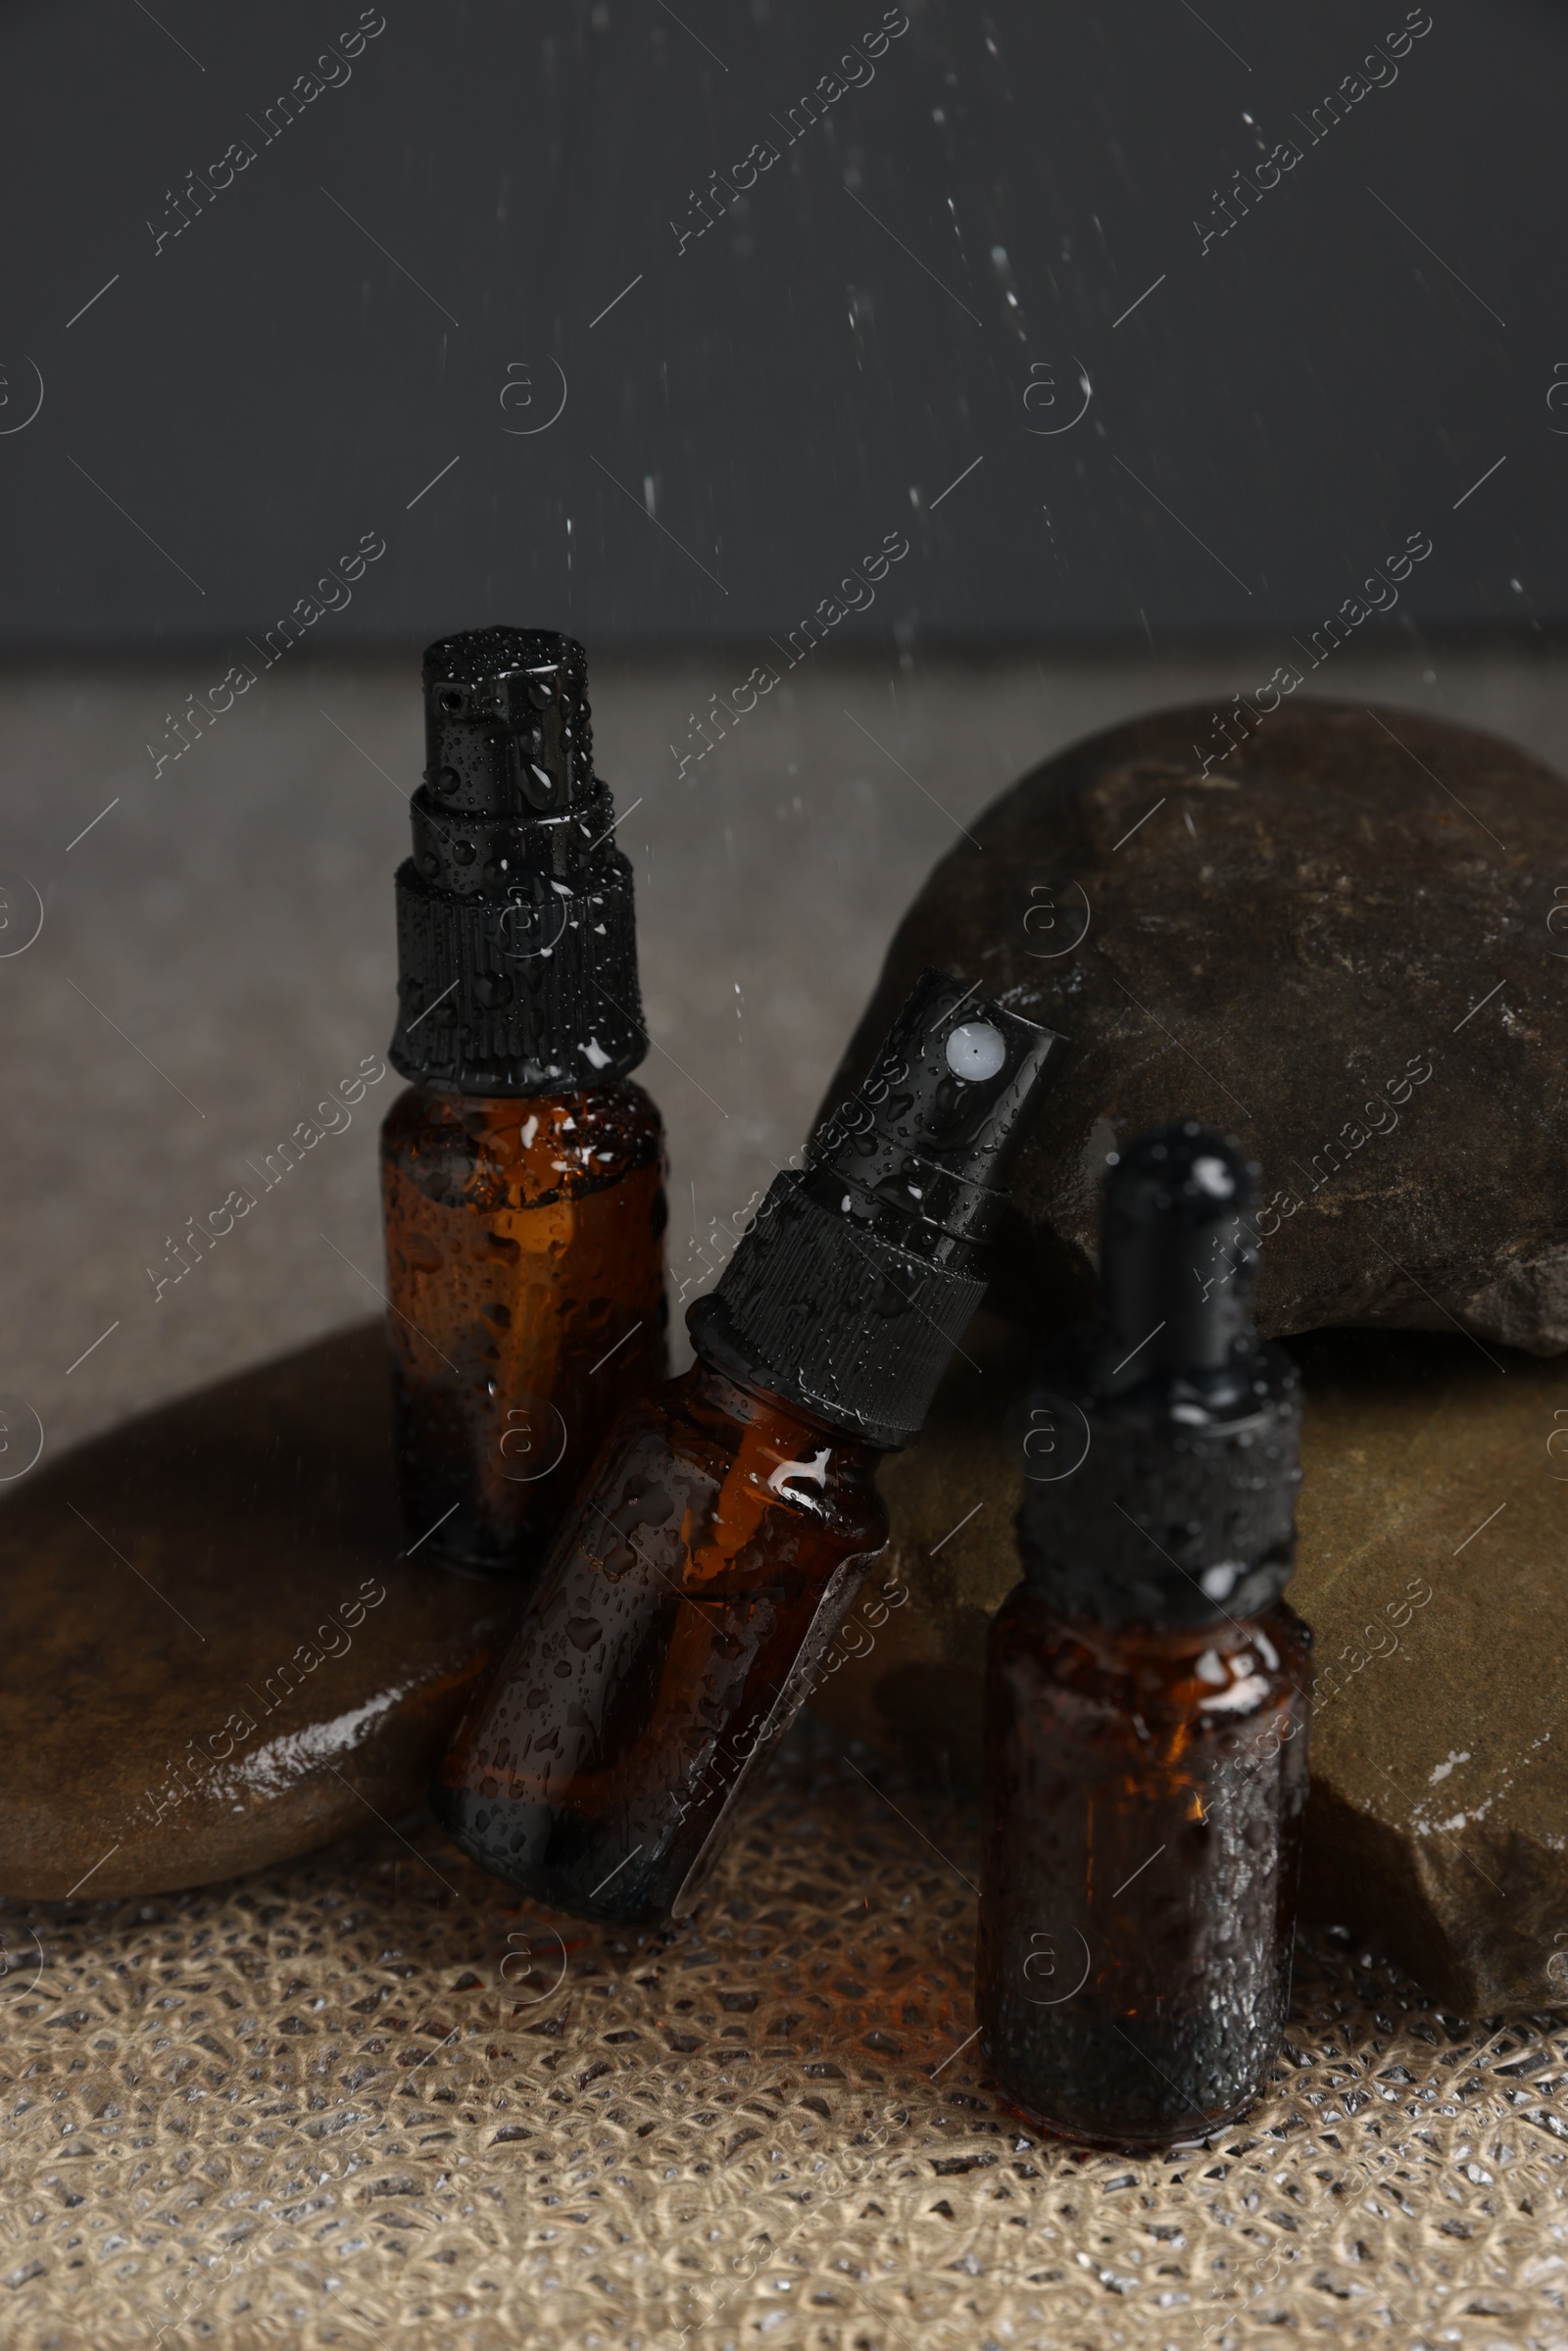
[381,1079,663,1208]
[688,1362,888,1522]
[585,1364,889,1576]
[991,1582,1310,1726]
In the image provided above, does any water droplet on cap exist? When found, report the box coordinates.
[1192,1154,1235,1200]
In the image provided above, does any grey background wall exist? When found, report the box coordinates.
[1,0,1561,651]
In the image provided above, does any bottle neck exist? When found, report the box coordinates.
[411,1072,644,1105]
[1009,1579,1294,1654]
[685,1349,878,1461]
[676,1355,887,1560]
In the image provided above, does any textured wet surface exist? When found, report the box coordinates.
[0,1721,1563,2350]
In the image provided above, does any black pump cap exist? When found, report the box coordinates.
[388,627,648,1094]
[688,968,1070,1448]
[1017,1120,1301,1627]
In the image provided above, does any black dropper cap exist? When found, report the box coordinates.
[388,627,647,1094]
[1016,1121,1301,1627]
[688,968,1070,1448]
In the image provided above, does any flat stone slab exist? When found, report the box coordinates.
[821,700,1568,1353]
[0,1323,514,1900]
[810,1314,1568,2018]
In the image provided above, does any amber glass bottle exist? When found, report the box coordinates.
[977,1122,1311,2151]
[382,629,666,1575]
[433,967,1069,1922]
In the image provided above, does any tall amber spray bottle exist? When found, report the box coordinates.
[381,628,667,1575]
[977,1121,1311,2149]
[433,967,1069,1921]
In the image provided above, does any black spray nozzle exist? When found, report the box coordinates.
[688,968,1070,1448]
[420,627,592,818]
[1096,1123,1260,1393]
[409,629,602,901]
[1016,1119,1299,1628]
[390,625,646,1096]
[807,968,1071,1271]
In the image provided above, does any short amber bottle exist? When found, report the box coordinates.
[977,1122,1312,2150]
[381,629,666,1575]
[430,1360,888,1922]
[433,967,1069,1921]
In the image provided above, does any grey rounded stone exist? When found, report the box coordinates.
[820,699,1568,1352]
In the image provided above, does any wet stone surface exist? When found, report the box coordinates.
[811,1312,1568,2018]
[0,1323,515,1900]
[821,698,1568,1353]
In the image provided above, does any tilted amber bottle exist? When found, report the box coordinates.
[433,967,1069,1922]
[977,1122,1312,2150]
[382,629,666,1576]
